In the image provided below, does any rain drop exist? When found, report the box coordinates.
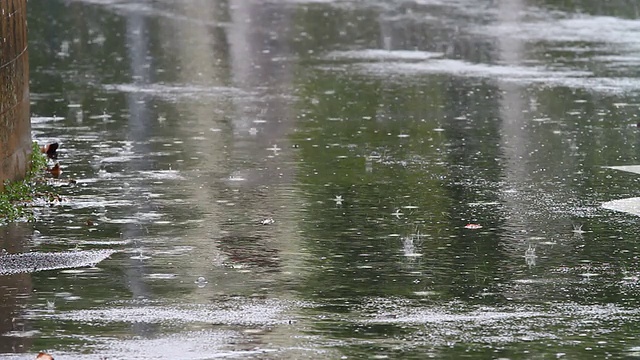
[195,276,208,288]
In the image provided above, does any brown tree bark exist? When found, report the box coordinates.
[0,0,31,191]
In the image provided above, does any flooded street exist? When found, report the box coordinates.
[5,0,640,358]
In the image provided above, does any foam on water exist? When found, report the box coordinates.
[356,59,588,80]
[0,330,272,360]
[603,165,640,175]
[97,330,272,360]
[0,250,116,275]
[318,55,640,93]
[478,15,640,47]
[602,166,640,216]
[327,49,444,61]
[67,0,231,29]
[602,197,640,217]
[356,298,640,346]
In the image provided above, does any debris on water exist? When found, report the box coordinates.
[391,209,403,218]
[333,195,343,205]
[260,218,275,225]
[464,224,483,229]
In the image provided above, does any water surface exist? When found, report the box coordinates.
[4,0,640,358]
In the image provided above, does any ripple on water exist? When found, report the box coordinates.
[31,115,65,124]
[319,51,640,94]
[103,83,250,100]
[2,330,274,360]
[326,49,444,61]
[68,198,134,210]
[145,273,178,280]
[51,298,307,326]
[99,155,143,163]
[97,330,270,360]
[137,170,184,180]
[476,15,640,46]
[355,298,640,346]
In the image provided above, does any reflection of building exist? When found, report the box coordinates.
[495,0,579,248]
[0,0,31,190]
[0,225,33,352]
[142,0,307,292]
[496,0,531,232]
[144,0,307,349]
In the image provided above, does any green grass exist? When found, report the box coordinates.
[0,142,51,222]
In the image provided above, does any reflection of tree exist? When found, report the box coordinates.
[292,70,453,299]
[217,234,281,269]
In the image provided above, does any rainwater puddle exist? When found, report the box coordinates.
[5,0,640,359]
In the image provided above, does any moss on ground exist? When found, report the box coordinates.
[0,142,52,222]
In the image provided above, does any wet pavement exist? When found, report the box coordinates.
[4,0,640,358]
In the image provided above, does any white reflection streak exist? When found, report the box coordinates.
[497,0,530,232]
[124,10,155,335]
[158,1,232,295]
[402,235,421,257]
[524,243,537,267]
[400,228,423,270]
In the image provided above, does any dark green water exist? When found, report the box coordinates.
[4,0,640,358]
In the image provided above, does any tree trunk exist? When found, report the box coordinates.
[0,0,31,192]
